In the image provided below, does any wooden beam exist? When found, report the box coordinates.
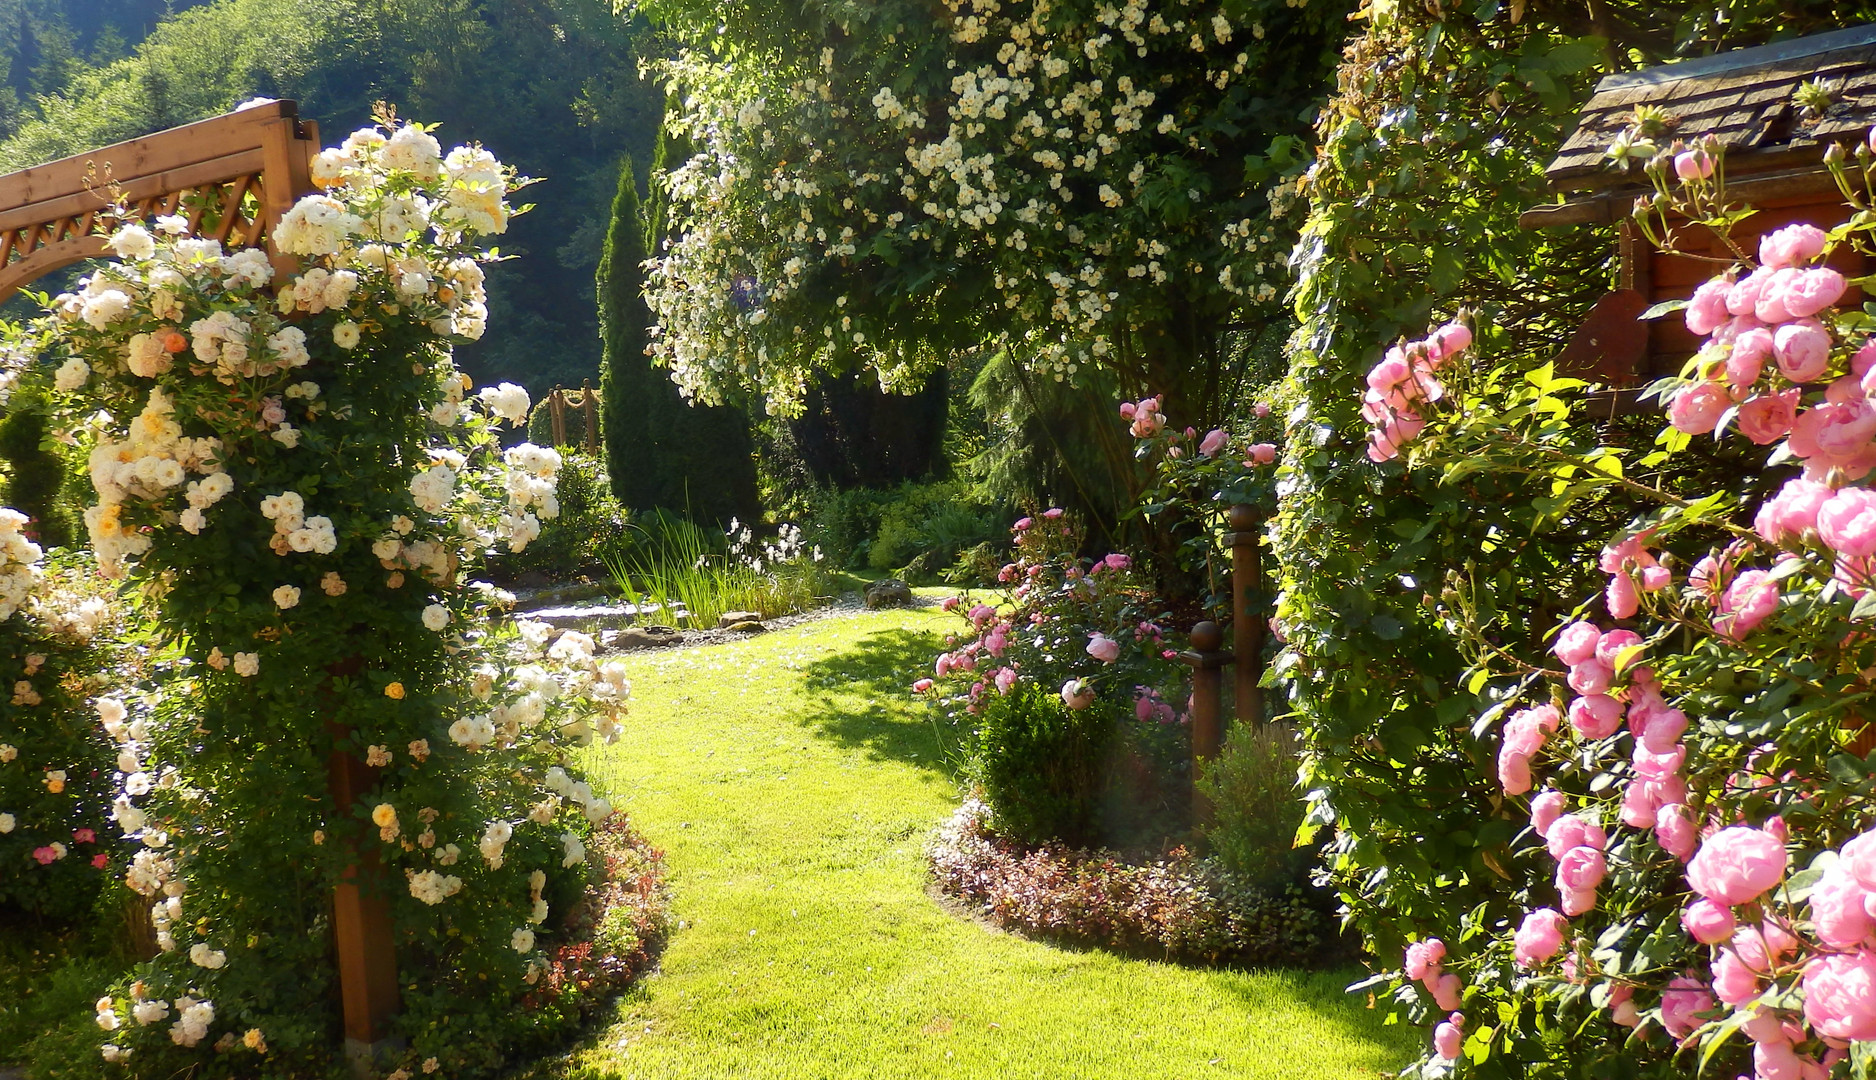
[0,235,109,301]
[0,149,266,235]
[1521,166,1848,231]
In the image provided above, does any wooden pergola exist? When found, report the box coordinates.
[0,100,402,1057]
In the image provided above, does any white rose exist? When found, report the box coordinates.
[421,604,450,631]
[510,928,535,954]
[54,358,90,391]
[272,585,301,610]
[333,321,362,350]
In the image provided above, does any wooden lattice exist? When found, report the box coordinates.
[0,99,319,303]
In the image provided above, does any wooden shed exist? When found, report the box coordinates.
[1522,24,1876,390]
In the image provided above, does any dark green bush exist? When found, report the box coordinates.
[964,682,1117,848]
[486,450,629,580]
[0,379,78,549]
[1198,721,1310,888]
[803,479,1005,578]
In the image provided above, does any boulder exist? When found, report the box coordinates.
[603,625,685,651]
[718,610,762,628]
[726,620,767,634]
[864,579,913,609]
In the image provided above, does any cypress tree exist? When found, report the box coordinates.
[597,131,760,528]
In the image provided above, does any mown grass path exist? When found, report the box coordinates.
[569,602,1414,1080]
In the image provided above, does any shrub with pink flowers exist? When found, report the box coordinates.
[1336,135,1876,1076]
[921,509,1190,849]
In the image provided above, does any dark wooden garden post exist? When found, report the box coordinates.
[1226,504,1265,726]
[327,743,401,1053]
[549,388,568,447]
[581,379,599,451]
[1181,620,1232,824]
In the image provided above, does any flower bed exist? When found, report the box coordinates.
[928,800,1341,969]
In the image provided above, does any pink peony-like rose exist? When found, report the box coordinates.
[1560,885,1597,917]
[1530,790,1567,839]
[1085,633,1121,664]
[1687,825,1787,905]
[1632,742,1687,780]
[1639,708,1689,754]
[1512,908,1568,968]
[1756,267,1803,324]
[1856,337,1876,379]
[1557,845,1607,892]
[1713,947,1761,1006]
[1546,814,1606,860]
[1774,319,1833,383]
[1198,428,1228,457]
[1654,803,1698,861]
[1568,694,1623,739]
[1819,487,1876,557]
[1118,401,1136,419]
[1792,399,1876,469]
[1842,832,1876,891]
[1785,266,1848,319]
[1567,659,1615,696]
[1429,321,1472,360]
[1404,938,1447,981]
[1685,276,1732,336]
[1610,984,1640,1027]
[1728,267,1773,316]
[1681,898,1736,944]
[1737,389,1801,445]
[1497,750,1533,796]
[1728,327,1775,388]
[1253,402,1271,418]
[1552,621,1601,665]
[1761,223,1829,270]
[1607,571,1639,619]
[1060,679,1095,711]
[1248,442,1278,465]
[1668,380,1731,434]
[1810,864,1875,947]
[1755,478,1835,545]
[1660,976,1716,1039]
[912,678,934,693]
[1803,949,1876,1041]
[1714,570,1780,640]
[994,667,1017,695]
[1594,628,1642,669]
[1429,971,1463,1011]
[1432,1013,1463,1061]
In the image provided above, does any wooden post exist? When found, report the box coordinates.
[549,388,567,447]
[581,379,599,451]
[1180,620,1232,825]
[1226,503,1264,727]
[327,745,400,1053]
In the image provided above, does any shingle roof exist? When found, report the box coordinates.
[1544,23,1876,195]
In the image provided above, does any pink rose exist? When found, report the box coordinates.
[1803,950,1876,1041]
[1632,743,1686,780]
[1567,659,1614,695]
[1594,629,1642,669]
[1013,516,1033,531]
[1043,508,1064,519]
[994,667,1017,695]
[1855,337,1876,379]
[1253,402,1271,418]
[1681,898,1736,944]
[1429,972,1463,1011]
[1785,266,1848,319]
[1727,327,1774,389]
[1819,487,1876,557]
[1755,478,1834,545]
[1728,267,1774,316]
[1104,553,1131,571]
[1668,380,1731,434]
[1512,908,1568,968]
[1086,633,1121,664]
[1810,864,1875,947]
[1557,845,1607,892]
[72,828,94,844]
[1060,679,1095,711]
[1432,1013,1463,1060]
[90,853,108,869]
[1773,319,1832,383]
[1655,803,1698,861]
[912,678,934,693]
[1568,694,1623,739]
[1714,570,1779,640]
[1685,276,1732,336]
[1606,571,1639,619]
[1530,790,1567,840]
[1712,947,1761,1006]
[1610,985,1640,1027]
[1248,442,1278,464]
[1674,149,1714,182]
[1841,832,1876,891]
[1118,401,1136,419]
[1546,815,1605,860]
[1552,621,1601,666]
[1199,429,1228,457]
[1429,321,1472,359]
[1755,267,1803,324]
[1791,400,1876,466]
[1639,708,1688,753]
[1687,825,1787,905]
[32,846,58,865]
[1760,223,1829,270]
[1660,976,1716,1039]
[1736,389,1800,445]
[1404,938,1447,981]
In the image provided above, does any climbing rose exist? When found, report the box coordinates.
[1198,429,1228,457]
[1248,442,1278,465]
[1785,266,1848,318]
[1085,634,1121,664]
[1404,939,1446,981]
[1660,976,1716,1039]
[1060,679,1095,711]
[1552,621,1601,666]
[1568,694,1623,739]
[1681,898,1736,944]
[1684,277,1731,336]
[1714,570,1779,640]
[1674,149,1714,181]
[1819,487,1876,557]
[1774,319,1833,383]
[1432,1013,1463,1060]
[1686,826,1786,905]
[1760,223,1828,269]
[1512,908,1568,967]
[1757,478,1835,545]
[1654,803,1698,861]
[1810,864,1875,947]
[1668,381,1730,435]
[1530,790,1566,839]
[1736,390,1801,445]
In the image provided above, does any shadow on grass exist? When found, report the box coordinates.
[796,625,965,776]
[1215,966,1420,1070]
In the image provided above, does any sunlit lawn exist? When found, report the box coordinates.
[565,599,1416,1080]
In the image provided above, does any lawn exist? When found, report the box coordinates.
[566,599,1416,1080]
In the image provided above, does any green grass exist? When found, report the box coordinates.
[567,599,1417,1080]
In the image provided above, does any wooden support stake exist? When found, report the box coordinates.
[1225,503,1264,727]
[549,389,567,447]
[581,379,599,451]
[1180,620,1233,826]
[326,735,401,1051]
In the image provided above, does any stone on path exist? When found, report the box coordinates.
[725,620,767,634]
[863,579,912,609]
[717,611,762,628]
[603,625,685,651]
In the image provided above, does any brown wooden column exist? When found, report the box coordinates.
[1225,504,1265,727]
[1181,620,1232,825]
[326,741,401,1050]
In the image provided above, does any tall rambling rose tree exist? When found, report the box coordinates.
[637,0,1342,422]
[1356,132,1876,1078]
[29,113,635,1078]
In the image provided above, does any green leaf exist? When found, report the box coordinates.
[1638,298,1689,321]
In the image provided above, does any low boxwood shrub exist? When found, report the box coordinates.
[1197,721,1311,888]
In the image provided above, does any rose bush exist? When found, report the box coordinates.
[1346,135,1876,1077]
[16,113,643,1078]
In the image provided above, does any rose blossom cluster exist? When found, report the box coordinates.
[1361,320,1472,462]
